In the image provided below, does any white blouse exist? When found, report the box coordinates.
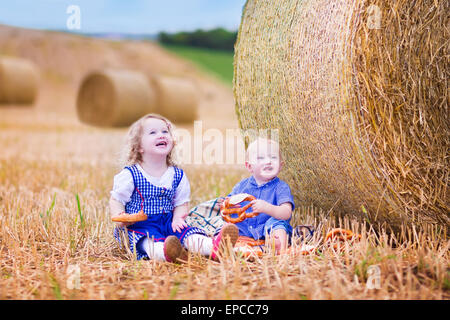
[110,164,190,207]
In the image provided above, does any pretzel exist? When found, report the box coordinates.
[325,228,361,242]
[112,187,148,223]
[236,236,265,247]
[234,236,265,259]
[324,228,361,251]
[112,210,148,223]
[286,244,317,256]
[220,193,258,223]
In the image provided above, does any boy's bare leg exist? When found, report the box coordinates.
[271,229,288,255]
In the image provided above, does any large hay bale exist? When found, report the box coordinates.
[234,0,449,227]
[0,56,39,104]
[77,69,157,127]
[150,75,198,123]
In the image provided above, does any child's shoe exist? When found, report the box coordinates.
[211,224,239,261]
[163,236,183,263]
[177,248,189,263]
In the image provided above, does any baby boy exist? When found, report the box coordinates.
[222,137,295,253]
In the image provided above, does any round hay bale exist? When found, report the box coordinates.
[234,0,449,227]
[149,75,198,123]
[0,56,39,104]
[76,69,157,127]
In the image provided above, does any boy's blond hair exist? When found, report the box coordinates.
[245,137,281,162]
[122,113,177,167]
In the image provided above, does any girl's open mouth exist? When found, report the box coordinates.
[156,141,168,147]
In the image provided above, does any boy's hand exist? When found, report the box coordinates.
[172,215,188,233]
[250,199,273,214]
[215,197,225,210]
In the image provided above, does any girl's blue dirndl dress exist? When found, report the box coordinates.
[114,165,207,260]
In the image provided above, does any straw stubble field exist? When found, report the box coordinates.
[0,21,448,300]
[0,109,448,300]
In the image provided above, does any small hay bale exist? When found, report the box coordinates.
[150,75,198,123]
[234,0,449,227]
[76,69,157,127]
[77,70,198,127]
[0,56,39,104]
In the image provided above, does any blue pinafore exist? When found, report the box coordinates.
[114,165,207,260]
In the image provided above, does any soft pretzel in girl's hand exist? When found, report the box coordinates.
[112,210,148,223]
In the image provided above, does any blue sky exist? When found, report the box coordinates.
[0,0,247,34]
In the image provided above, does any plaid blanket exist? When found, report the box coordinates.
[186,197,225,236]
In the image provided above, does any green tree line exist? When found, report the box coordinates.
[158,28,237,52]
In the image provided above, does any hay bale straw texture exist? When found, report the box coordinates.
[234,0,449,227]
[77,70,198,127]
[77,69,157,127]
[0,56,39,104]
[149,75,198,123]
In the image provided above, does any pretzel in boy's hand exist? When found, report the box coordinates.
[220,193,259,223]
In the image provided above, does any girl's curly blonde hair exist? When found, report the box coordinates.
[122,113,177,167]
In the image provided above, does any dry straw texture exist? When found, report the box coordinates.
[77,69,198,127]
[1,157,448,299]
[150,75,198,123]
[234,0,449,228]
[1,109,448,299]
[0,56,39,104]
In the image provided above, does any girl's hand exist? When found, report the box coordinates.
[116,221,134,228]
[172,215,188,233]
[250,199,273,214]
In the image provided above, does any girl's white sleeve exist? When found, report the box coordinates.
[110,169,135,206]
[174,173,191,207]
